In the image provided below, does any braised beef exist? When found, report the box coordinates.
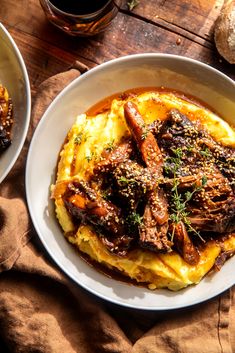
[124,102,171,252]
[112,159,155,210]
[93,138,134,176]
[158,109,235,234]
[63,180,133,255]
[62,105,234,264]
[0,124,11,151]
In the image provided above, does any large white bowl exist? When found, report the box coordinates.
[26,54,235,310]
[0,23,31,183]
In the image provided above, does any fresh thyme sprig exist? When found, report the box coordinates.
[127,211,143,225]
[118,176,137,185]
[105,139,115,152]
[141,124,149,140]
[164,147,207,241]
[169,175,207,242]
[101,189,111,200]
[85,151,97,162]
[199,147,212,158]
[127,0,139,11]
[164,147,183,175]
[85,154,92,162]
[74,131,90,145]
[126,211,143,232]
[74,132,83,145]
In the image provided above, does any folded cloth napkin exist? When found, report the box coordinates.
[0,61,234,353]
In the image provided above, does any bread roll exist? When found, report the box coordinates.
[214,0,235,64]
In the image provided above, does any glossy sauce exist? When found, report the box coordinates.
[86,86,218,117]
[78,247,145,287]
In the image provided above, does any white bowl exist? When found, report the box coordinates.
[26,54,235,310]
[0,23,31,183]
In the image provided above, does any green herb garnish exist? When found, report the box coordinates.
[165,148,207,241]
[118,176,137,185]
[126,211,143,232]
[101,189,110,200]
[127,0,139,11]
[164,147,183,175]
[200,147,212,158]
[74,132,83,145]
[85,154,92,162]
[105,139,115,152]
[85,151,97,163]
[141,124,149,140]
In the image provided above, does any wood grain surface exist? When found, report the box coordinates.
[0,0,234,98]
[0,2,234,352]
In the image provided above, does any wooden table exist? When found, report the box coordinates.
[0,0,234,101]
[0,2,234,351]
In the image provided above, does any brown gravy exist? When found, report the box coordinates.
[86,86,218,117]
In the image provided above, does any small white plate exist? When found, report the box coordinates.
[0,23,31,183]
[26,54,235,310]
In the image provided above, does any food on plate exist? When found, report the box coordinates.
[0,85,13,152]
[51,88,235,291]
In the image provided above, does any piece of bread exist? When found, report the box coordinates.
[214,0,235,64]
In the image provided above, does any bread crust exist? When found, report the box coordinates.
[214,0,235,64]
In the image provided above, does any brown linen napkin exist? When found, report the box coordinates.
[0,62,234,353]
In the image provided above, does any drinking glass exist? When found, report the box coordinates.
[39,0,123,36]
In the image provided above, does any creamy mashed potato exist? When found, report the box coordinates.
[52,89,235,291]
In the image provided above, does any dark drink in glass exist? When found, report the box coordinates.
[39,0,122,36]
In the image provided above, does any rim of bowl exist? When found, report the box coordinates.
[0,23,31,183]
[32,52,235,109]
[26,53,235,310]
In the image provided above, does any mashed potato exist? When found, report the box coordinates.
[52,89,235,291]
